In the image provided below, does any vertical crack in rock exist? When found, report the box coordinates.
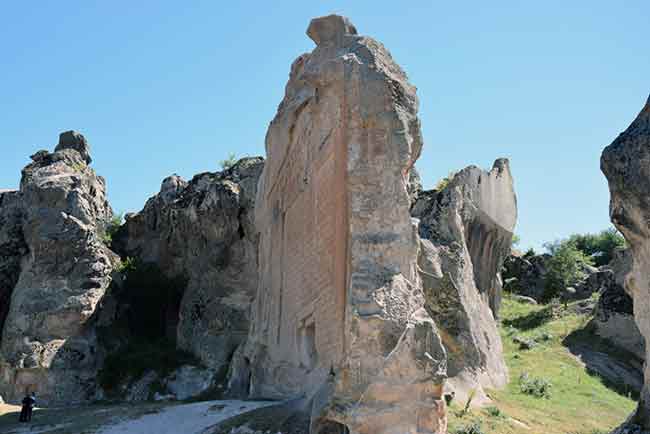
[0,131,119,405]
[602,95,650,433]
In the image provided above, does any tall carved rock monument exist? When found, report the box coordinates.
[232,14,515,434]
[602,96,650,433]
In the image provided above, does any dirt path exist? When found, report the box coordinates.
[96,400,273,434]
[0,400,273,434]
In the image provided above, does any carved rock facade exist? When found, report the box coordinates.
[230,15,515,434]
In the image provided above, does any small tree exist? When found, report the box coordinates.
[435,171,458,191]
[543,241,593,299]
[566,227,626,266]
[102,213,123,245]
[220,152,237,170]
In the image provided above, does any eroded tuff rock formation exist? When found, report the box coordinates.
[0,131,119,405]
[114,157,264,373]
[412,161,515,401]
[229,15,515,434]
[602,96,650,433]
[590,249,644,362]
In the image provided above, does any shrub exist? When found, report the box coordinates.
[543,241,594,299]
[452,422,485,434]
[102,213,123,245]
[220,152,237,170]
[519,372,552,398]
[435,171,458,191]
[566,228,626,266]
[98,339,199,393]
[485,406,504,418]
[116,256,136,273]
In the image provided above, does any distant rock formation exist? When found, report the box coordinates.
[0,132,119,405]
[502,252,551,300]
[114,157,264,374]
[412,160,516,402]
[602,95,650,433]
[229,15,515,434]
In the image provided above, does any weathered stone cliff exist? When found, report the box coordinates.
[602,95,650,433]
[114,157,264,373]
[412,160,516,401]
[0,131,119,405]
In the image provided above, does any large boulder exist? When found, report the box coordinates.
[0,133,119,405]
[114,157,264,374]
[601,95,650,432]
[412,160,515,401]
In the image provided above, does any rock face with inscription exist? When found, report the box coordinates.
[0,132,119,405]
[230,15,513,434]
[114,157,264,373]
[412,160,515,402]
[602,96,650,433]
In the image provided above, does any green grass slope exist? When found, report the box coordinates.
[448,295,636,434]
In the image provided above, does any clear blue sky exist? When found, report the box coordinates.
[1,1,648,250]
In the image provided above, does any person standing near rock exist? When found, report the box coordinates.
[18,391,34,422]
[26,392,36,422]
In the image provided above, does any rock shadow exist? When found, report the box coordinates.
[563,326,643,399]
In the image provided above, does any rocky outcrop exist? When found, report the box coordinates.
[114,157,264,374]
[0,131,119,405]
[589,249,645,362]
[602,95,650,432]
[503,253,551,300]
[412,160,516,402]
[230,15,514,434]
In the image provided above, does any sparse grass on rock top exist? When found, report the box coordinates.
[448,294,636,434]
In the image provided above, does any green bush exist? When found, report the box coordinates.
[543,241,594,299]
[435,171,458,191]
[452,422,485,434]
[557,228,626,267]
[102,213,123,245]
[485,406,504,418]
[220,152,237,170]
[519,372,552,398]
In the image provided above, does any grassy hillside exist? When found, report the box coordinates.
[448,295,636,434]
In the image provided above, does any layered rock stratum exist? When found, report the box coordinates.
[0,132,119,405]
[602,96,650,433]
[229,15,516,434]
